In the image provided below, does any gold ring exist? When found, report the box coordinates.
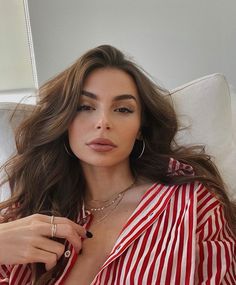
[51,223,57,238]
[50,215,55,224]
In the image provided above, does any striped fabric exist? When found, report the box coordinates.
[0,158,235,284]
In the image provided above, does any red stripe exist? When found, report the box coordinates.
[102,185,178,269]
[196,185,208,204]
[147,205,170,283]
[11,265,23,284]
[185,183,195,284]
[1,181,235,285]
[138,217,162,283]
[121,183,163,230]
[175,185,187,282]
[165,187,180,284]
[109,259,120,284]
[119,185,177,244]
[129,228,151,284]
[102,261,115,284]
[0,264,10,279]
[219,207,232,269]
[136,227,153,283]
[123,241,138,283]
[197,198,219,223]
[17,266,31,284]
[197,200,220,232]
[114,248,126,284]
[155,205,172,282]
[206,227,213,284]
[56,244,77,284]
[146,210,166,283]
[197,222,205,283]
[215,241,222,284]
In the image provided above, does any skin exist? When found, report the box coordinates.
[68,67,142,201]
[0,214,88,270]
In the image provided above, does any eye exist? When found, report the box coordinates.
[77,105,94,112]
[115,107,133,113]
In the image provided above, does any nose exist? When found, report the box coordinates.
[95,112,111,130]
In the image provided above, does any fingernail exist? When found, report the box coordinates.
[86,231,93,238]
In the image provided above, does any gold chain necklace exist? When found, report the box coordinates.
[85,180,136,212]
[84,180,136,225]
[90,192,125,225]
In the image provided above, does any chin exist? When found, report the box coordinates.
[79,156,129,168]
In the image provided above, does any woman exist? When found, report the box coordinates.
[0,45,235,285]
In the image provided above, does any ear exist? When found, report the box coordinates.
[136,130,142,140]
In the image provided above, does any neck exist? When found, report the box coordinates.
[81,161,135,202]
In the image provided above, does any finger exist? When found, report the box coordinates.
[50,223,83,253]
[53,216,89,239]
[29,222,83,253]
[30,214,89,239]
[25,247,58,271]
[33,236,66,261]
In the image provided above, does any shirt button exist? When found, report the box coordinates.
[116,245,122,252]
[64,250,71,258]
[148,212,154,218]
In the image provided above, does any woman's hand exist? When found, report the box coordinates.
[0,214,90,270]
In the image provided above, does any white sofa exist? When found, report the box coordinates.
[0,73,235,201]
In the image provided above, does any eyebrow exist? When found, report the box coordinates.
[81,90,137,102]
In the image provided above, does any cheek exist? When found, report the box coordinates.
[68,120,84,146]
[122,121,140,143]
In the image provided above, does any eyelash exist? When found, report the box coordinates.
[77,105,134,113]
[116,107,133,113]
[77,105,94,111]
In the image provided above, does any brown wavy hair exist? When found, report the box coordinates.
[0,44,235,284]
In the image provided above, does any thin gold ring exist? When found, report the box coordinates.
[50,215,55,224]
[51,223,57,238]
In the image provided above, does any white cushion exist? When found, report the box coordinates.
[171,73,236,198]
[0,103,33,201]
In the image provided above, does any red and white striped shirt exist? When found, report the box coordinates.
[0,158,235,284]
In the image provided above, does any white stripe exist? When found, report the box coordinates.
[114,185,174,247]
[160,187,182,284]
[133,220,158,282]
[125,232,146,283]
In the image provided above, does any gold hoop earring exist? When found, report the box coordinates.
[137,139,145,159]
[64,142,74,157]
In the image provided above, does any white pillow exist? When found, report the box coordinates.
[171,73,236,198]
[0,103,33,201]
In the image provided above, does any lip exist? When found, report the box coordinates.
[86,138,117,152]
[87,138,117,147]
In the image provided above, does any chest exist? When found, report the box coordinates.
[63,206,135,285]
[62,183,153,284]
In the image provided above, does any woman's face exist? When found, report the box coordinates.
[68,67,142,168]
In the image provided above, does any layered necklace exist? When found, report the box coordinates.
[85,179,136,225]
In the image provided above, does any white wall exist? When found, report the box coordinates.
[28,0,236,90]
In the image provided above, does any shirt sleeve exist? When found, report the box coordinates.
[0,211,32,284]
[0,264,11,284]
[195,185,236,284]
[0,264,32,284]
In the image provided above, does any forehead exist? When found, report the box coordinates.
[82,68,139,100]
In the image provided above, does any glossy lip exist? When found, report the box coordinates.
[86,138,117,147]
[86,138,117,152]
